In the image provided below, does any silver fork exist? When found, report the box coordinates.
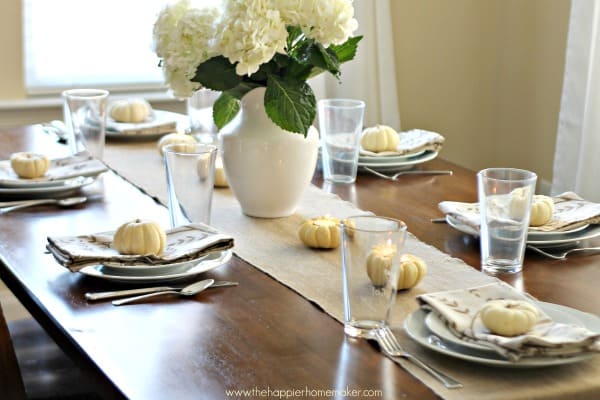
[375,326,463,389]
[363,166,453,181]
[527,245,600,260]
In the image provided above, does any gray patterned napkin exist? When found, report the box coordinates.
[417,282,600,361]
[0,152,107,186]
[438,192,600,232]
[360,129,445,157]
[47,224,234,272]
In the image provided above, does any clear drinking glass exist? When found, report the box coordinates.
[62,89,109,159]
[318,99,365,184]
[164,143,217,228]
[187,88,221,144]
[478,168,537,274]
[341,215,407,338]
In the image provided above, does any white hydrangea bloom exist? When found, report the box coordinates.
[153,0,190,59]
[216,0,288,76]
[279,0,358,47]
[153,0,220,97]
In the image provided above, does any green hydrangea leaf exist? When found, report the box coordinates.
[264,75,315,136]
[213,92,240,129]
[329,36,363,63]
[193,56,242,91]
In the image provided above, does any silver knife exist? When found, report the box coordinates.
[85,280,238,301]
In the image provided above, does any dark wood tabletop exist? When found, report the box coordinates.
[1,125,599,399]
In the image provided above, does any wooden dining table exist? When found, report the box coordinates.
[0,124,599,399]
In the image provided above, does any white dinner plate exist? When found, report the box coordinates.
[358,150,426,164]
[404,302,600,367]
[78,249,232,283]
[0,176,96,199]
[358,150,439,172]
[446,215,600,247]
[424,302,587,353]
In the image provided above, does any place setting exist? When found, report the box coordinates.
[438,188,600,257]
[318,107,451,184]
[105,98,189,141]
[406,281,600,368]
[0,151,107,199]
[358,127,446,174]
[46,221,234,286]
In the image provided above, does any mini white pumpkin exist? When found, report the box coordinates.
[366,243,397,286]
[110,99,152,123]
[360,125,399,153]
[529,195,554,226]
[480,300,539,337]
[113,219,167,256]
[157,133,197,156]
[298,216,341,249]
[397,254,428,290]
[10,152,50,179]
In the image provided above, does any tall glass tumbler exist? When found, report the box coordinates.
[318,99,365,184]
[63,89,109,159]
[164,143,217,228]
[478,168,537,274]
[341,215,407,338]
[187,88,221,144]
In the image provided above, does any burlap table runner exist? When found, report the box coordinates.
[104,141,600,400]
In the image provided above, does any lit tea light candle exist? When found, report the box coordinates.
[214,156,229,187]
[366,241,397,287]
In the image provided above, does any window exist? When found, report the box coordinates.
[23,0,176,95]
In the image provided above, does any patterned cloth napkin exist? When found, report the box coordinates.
[417,282,600,361]
[46,224,234,272]
[360,129,445,157]
[0,152,107,186]
[438,192,600,232]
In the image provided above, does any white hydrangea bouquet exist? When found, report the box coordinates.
[153,0,362,136]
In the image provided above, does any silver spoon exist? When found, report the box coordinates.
[0,196,87,214]
[112,278,215,306]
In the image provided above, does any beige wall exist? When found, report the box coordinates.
[390,0,571,187]
[1,0,571,186]
[0,0,24,99]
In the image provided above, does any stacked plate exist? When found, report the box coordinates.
[78,249,232,284]
[404,302,600,367]
[446,215,600,248]
[358,150,439,173]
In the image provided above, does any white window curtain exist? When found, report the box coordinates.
[310,0,401,130]
[23,0,173,95]
[552,0,600,201]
